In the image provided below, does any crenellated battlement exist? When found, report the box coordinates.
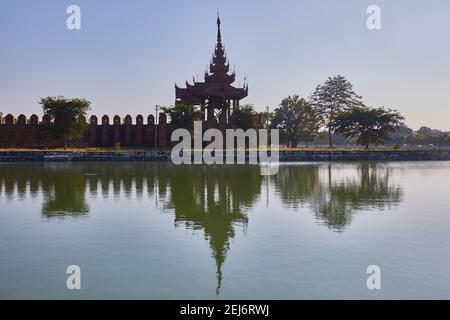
[0,114,41,125]
[0,113,165,126]
[0,113,169,148]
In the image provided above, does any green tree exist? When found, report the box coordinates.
[310,75,363,148]
[270,95,320,148]
[334,105,405,149]
[390,123,413,144]
[231,104,258,130]
[39,96,91,149]
[256,109,273,130]
[298,107,321,147]
[163,104,203,132]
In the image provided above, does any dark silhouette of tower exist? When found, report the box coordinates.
[175,15,248,125]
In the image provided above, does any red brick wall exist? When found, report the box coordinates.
[0,114,170,149]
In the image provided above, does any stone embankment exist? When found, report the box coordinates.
[1,149,450,162]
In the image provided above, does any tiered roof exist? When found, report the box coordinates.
[175,16,248,104]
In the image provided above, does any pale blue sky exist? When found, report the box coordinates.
[1,0,449,130]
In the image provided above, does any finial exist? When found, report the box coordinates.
[216,11,222,44]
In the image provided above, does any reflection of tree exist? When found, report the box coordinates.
[0,163,262,294]
[273,163,402,231]
[0,162,403,292]
[0,162,162,218]
[310,164,402,231]
[41,166,89,218]
[160,165,262,294]
[273,165,319,209]
[0,163,89,219]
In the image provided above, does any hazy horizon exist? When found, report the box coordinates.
[1,0,450,131]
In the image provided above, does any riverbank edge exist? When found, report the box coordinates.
[1,150,450,162]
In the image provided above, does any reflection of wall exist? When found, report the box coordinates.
[0,163,263,294]
[41,168,89,218]
[0,163,402,292]
[0,164,90,219]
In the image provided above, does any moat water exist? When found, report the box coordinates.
[1,162,450,299]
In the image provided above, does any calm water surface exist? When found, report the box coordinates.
[1,162,450,299]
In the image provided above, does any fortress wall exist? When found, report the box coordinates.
[0,113,170,149]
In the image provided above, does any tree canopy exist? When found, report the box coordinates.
[270,95,320,148]
[334,105,404,148]
[231,104,258,130]
[310,75,363,148]
[163,104,203,132]
[256,109,273,130]
[39,96,91,149]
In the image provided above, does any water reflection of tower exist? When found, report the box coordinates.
[162,165,262,294]
[0,162,405,294]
